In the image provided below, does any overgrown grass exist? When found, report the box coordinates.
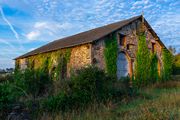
[38,80,180,120]
[1,65,179,119]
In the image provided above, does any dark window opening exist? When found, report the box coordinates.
[127,44,135,50]
[152,43,155,53]
[119,34,126,46]
[59,57,67,80]
[127,44,129,50]
[92,58,97,64]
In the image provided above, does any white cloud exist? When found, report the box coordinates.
[34,22,47,28]
[26,21,73,41]
[34,22,72,33]
[26,31,40,40]
[133,0,149,6]
[131,0,150,10]
[143,4,153,9]
[152,13,180,49]
[28,47,36,51]
[0,38,15,49]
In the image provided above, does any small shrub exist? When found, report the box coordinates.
[52,79,71,95]
[70,66,115,102]
[0,81,22,120]
[14,68,52,100]
[42,92,70,112]
[112,77,138,99]
[42,66,116,112]
[112,77,130,96]
[0,82,15,110]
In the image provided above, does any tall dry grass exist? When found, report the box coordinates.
[38,81,180,120]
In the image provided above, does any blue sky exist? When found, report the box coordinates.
[0,0,179,68]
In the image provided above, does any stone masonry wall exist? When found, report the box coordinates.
[91,38,106,70]
[92,20,163,75]
[117,20,139,59]
[67,43,92,76]
[17,43,92,78]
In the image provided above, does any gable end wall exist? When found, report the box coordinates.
[91,20,163,75]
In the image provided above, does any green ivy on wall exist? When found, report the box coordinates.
[24,48,71,81]
[161,48,173,81]
[104,34,118,76]
[149,53,159,83]
[134,31,151,87]
[134,26,172,87]
[15,60,20,71]
[54,48,71,81]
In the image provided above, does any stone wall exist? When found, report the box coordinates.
[91,19,163,77]
[19,58,28,70]
[91,38,106,70]
[144,23,163,69]
[67,43,92,76]
[17,43,92,78]
[116,20,139,59]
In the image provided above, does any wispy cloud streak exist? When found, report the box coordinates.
[0,6,19,40]
[0,6,23,49]
[0,38,15,49]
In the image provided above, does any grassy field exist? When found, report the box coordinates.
[40,77,180,120]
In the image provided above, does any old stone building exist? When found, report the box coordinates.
[15,15,166,80]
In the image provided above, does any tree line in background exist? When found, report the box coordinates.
[0,68,14,74]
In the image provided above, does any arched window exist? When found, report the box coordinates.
[117,52,129,79]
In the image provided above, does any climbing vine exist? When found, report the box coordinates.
[54,48,71,81]
[25,48,71,81]
[104,34,118,76]
[161,48,173,81]
[134,31,151,87]
[149,53,159,83]
[15,60,20,72]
